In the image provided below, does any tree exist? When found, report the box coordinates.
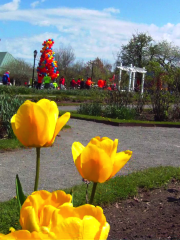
[152,40,180,71]
[55,45,75,77]
[118,32,154,68]
[0,59,33,85]
[85,57,112,82]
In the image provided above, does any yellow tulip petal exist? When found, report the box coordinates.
[11,101,50,147]
[0,230,53,240]
[100,137,110,141]
[47,112,70,146]
[90,137,114,157]
[20,190,72,233]
[98,222,110,240]
[81,216,101,239]
[9,227,15,233]
[46,190,72,208]
[11,114,18,137]
[51,205,109,239]
[99,138,114,157]
[37,99,59,146]
[39,205,57,227]
[80,144,113,183]
[72,142,85,163]
[111,139,118,160]
[75,205,106,225]
[53,217,82,239]
[108,150,133,179]
[53,205,76,222]
[21,190,50,217]
[90,137,100,145]
[74,155,85,178]
[37,99,59,119]
[20,206,40,232]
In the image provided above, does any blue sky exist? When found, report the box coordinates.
[0,0,180,66]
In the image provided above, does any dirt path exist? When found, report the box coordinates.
[1,119,180,201]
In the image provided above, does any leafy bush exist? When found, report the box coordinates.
[0,95,25,138]
[103,105,136,120]
[77,102,102,116]
[150,91,172,121]
[105,90,133,108]
[132,92,149,114]
[78,102,136,120]
[168,92,180,120]
[0,85,108,98]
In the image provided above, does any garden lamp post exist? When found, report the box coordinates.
[89,60,94,82]
[32,50,38,88]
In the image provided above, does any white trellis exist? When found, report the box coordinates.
[117,63,147,94]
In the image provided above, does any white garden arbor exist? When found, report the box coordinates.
[117,63,147,94]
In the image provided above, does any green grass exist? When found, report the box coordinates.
[0,138,23,151]
[0,125,71,151]
[62,124,71,129]
[57,102,80,106]
[1,166,180,234]
[60,111,180,126]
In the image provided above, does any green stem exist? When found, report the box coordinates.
[89,182,98,204]
[34,147,41,191]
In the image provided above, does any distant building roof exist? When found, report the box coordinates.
[0,52,16,69]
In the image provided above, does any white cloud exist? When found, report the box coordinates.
[31,1,40,8]
[31,0,46,8]
[0,5,180,63]
[103,7,120,14]
[0,0,20,11]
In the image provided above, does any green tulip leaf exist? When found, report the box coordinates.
[70,188,74,206]
[15,174,27,210]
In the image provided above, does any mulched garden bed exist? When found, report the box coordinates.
[104,179,180,240]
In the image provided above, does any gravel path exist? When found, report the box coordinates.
[1,119,180,202]
[59,106,78,111]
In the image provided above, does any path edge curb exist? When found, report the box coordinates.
[70,116,180,128]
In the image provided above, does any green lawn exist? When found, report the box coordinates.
[60,110,180,126]
[1,166,180,234]
[0,138,23,151]
[57,102,80,106]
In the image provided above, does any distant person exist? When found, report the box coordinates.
[43,75,51,89]
[80,78,85,89]
[59,76,65,90]
[76,78,81,88]
[33,78,38,88]
[37,74,43,90]
[2,71,10,85]
[53,80,58,89]
[71,78,77,89]
[97,78,104,88]
[85,77,93,89]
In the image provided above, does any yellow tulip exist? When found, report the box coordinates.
[0,230,55,239]
[1,205,110,239]
[11,99,70,147]
[20,190,72,232]
[72,136,132,183]
[46,204,110,240]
